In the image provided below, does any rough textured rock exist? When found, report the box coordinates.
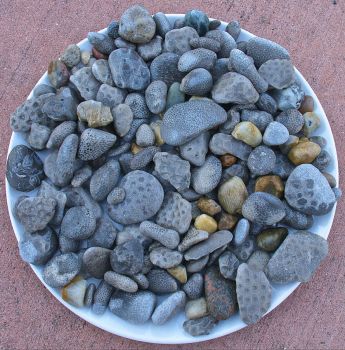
[82,247,111,279]
[180,132,210,166]
[147,268,178,294]
[178,48,217,72]
[164,27,199,55]
[70,67,101,100]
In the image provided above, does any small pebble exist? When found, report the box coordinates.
[194,214,218,234]
[167,265,187,283]
[234,218,250,246]
[185,298,208,320]
[104,271,138,293]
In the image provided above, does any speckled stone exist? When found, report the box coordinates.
[87,32,115,54]
[180,131,210,166]
[263,121,290,146]
[70,67,100,100]
[180,68,213,96]
[147,268,178,294]
[271,83,305,111]
[145,80,167,114]
[96,84,127,108]
[247,145,276,176]
[138,36,163,61]
[164,27,199,55]
[205,30,236,58]
[259,58,295,89]
[178,48,217,72]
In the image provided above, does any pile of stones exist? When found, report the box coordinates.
[6,5,341,337]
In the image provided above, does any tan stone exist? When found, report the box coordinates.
[220,154,237,167]
[217,212,238,230]
[197,198,222,216]
[288,141,321,165]
[194,214,218,234]
[232,121,262,147]
[255,175,285,198]
[77,100,113,127]
[167,265,187,283]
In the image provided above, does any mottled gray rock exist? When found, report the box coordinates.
[258,59,295,89]
[19,227,58,265]
[150,53,185,87]
[116,224,151,248]
[242,192,286,225]
[247,145,276,176]
[312,150,331,171]
[89,215,117,249]
[230,237,255,261]
[87,32,115,54]
[212,72,259,104]
[209,133,252,160]
[104,271,138,293]
[43,253,81,288]
[130,146,160,170]
[28,123,51,150]
[140,221,180,249]
[164,27,199,55]
[272,152,295,180]
[114,37,136,50]
[256,93,278,115]
[153,152,191,191]
[183,273,204,299]
[285,164,336,215]
[82,247,111,279]
[70,67,101,100]
[92,280,114,315]
[184,9,209,36]
[96,84,127,108]
[107,20,119,39]
[48,61,69,89]
[71,165,92,187]
[226,20,241,40]
[151,291,186,325]
[191,156,222,195]
[17,197,56,233]
[92,59,114,86]
[106,187,126,205]
[180,132,210,166]
[135,124,155,147]
[138,35,163,61]
[161,100,227,146]
[112,103,133,138]
[205,30,236,58]
[111,239,144,276]
[221,163,249,185]
[271,83,305,111]
[241,109,273,132]
[108,48,150,90]
[236,263,272,325]
[109,290,156,323]
[119,5,156,44]
[33,84,56,97]
[147,268,178,294]
[180,68,213,96]
[247,250,270,271]
[145,80,167,114]
[108,170,164,225]
[263,121,289,146]
[184,230,233,261]
[124,93,150,120]
[234,218,250,246]
[266,231,328,283]
[218,251,240,280]
[178,48,217,72]
[210,58,229,83]
[84,283,96,307]
[150,247,183,269]
[178,227,209,252]
[183,316,216,337]
[47,121,77,149]
[78,129,116,160]
[190,37,221,53]
[276,109,304,134]
[186,255,209,273]
[281,200,313,229]
[61,206,96,240]
[155,191,192,234]
[229,49,268,93]
[59,234,80,253]
[246,36,290,67]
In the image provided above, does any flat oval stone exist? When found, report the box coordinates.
[161,100,227,146]
[149,247,183,269]
[257,227,288,252]
[178,48,217,72]
[109,48,150,90]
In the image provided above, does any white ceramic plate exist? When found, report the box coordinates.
[6,14,339,344]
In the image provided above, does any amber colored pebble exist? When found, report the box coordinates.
[131,143,143,154]
[288,141,321,165]
[194,214,218,234]
[256,227,288,252]
[217,212,238,231]
[167,265,187,283]
[220,154,237,168]
[299,95,314,114]
[255,175,285,198]
[197,198,222,216]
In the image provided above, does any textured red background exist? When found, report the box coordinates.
[0,0,344,349]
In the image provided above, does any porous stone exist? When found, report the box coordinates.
[247,250,270,271]
[135,124,155,147]
[186,255,209,273]
[161,100,227,146]
[47,121,77,149]
[178,48,217,72]
[119,5,156,44]
[130,146,160,170]
[312,150,331,171]
[138,35,163,61]
[226,20,241,40]
[247,145,276,176]
[107,187,126,205]
[285,164,336,215]
[164,27,199,55]
[180,68,213,96]
[82,247,111,279]
[145,80,167,114]
[147,268,178,294]
[218,251,240,280]
[70,67,101,100]
[242,192,286,225]
[180,132,209,167]
[178,227,209,252]
[104,271,138,293]
[276,109,304,134]
[236,263,272,325]
[71,165,92,187]
[92,280,114,315]
[87,32,115,54]
[59,234,80,253]
[107,20,119,39]
[256,93,278,115]
[266,231,328,283]
[140,221,180,249]
[112,103,133,137]
[263,121,290,146]
[150,247,183,269]
[91,59,113,85]
[89,214,118,249]
[205,30,236,58]
[190,37,221,53]
[96,84,127,108]
[108,48,150,90]
[125,93,150,119]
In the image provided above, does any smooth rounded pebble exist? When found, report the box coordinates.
[145,80,167,114]
[104,271,138,293]
[147,268,178,294]
[180,68,213,96]
[150,247,183,269]
[140,221,180,249]
[178,48,217,72]
[82,247,111,279]
[263,121,290,146]
[247,145,276,176]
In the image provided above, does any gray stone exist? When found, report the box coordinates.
[125,92,150,119]
[263,121,289,146]
[104,271,138,293]
[139,221,180,249]
[161,100,227,146]
[151,291,186,325]
[178,48,217,72]
[180,132,210,167]
[247,250,270,271]
[246,36,290,67]
[17,197,56,233]
[109,290,156,324]
[247,145,276,176]
[242,192,286,225]
[155,191,192,234]
[183,273,204,299]
[312,150,331,171]
[281,200,313,229]
[92,280,114,315]
[78,128,116,160]
[150,247,183,269]
[271,83,305,111]
[61,206,96,240]
[19,227,58,265]
[108,48,150,90]
[92,59,114,86]
[107,170,164,225]
[59,234,80,253]
[107,20,119,39]
[107,187,126,205]
[236,263,272,325]
[119,5,156,44]
[272,152,295,180]
[82,247,111,279]
[258,59,295,89]
[153,12,171,37]
[210,58,229,83]
[230,238,255,261]
[96,84,127,108]
[183,316,216,337]
[205,30,236,58]
[138,36,163,61]
[136,124,155,147]
[234,218,250,246]
[285,164,336,215]
[47,121,77,149]
[71,165,92,187]
[209,133,252,160]
[180,68,213,96]
[178,227,209,252]
[164,27,199,55]
[186,255,209,273]
[147,268,178,294]
[266,231,328,283]
[221,163,249,185]
[70,67,101,100]
[28,123,51,150]
[212,72,259,104]
[89,214,117,249]
[90,160,120,201]
[84,283,96,307]
[256,93,278,115]
[112,103,133,137]
[110,239,144,276]
[116,224,151,249]
[184,9,209,36]
[114,37,136,50]
[276,109,304,134]
[226,20,241,40]
[191,155,222,195]
[43,253,81,288]
[190,37,221,53]
[130,146,160,170]
[184,230,233,261]
[218,251,240,280]
[132,273,149,289]
[87,32,115,54]
[241,109,273,132]
[33,84,56,97]
[48,61,70,89]
[145,80,167,114]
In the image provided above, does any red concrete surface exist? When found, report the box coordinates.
[0,0,344,349]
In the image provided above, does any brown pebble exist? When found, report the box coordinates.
[255,175,285,198]
[194,214,218,234]
[220,154,237,167]
[299,95,314,114]
[92,47,108,59]
[217,212,238,230]
[288,141,321,165]
[322,172,337,188]
[197,198,222,216]
[131,143,143,154]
